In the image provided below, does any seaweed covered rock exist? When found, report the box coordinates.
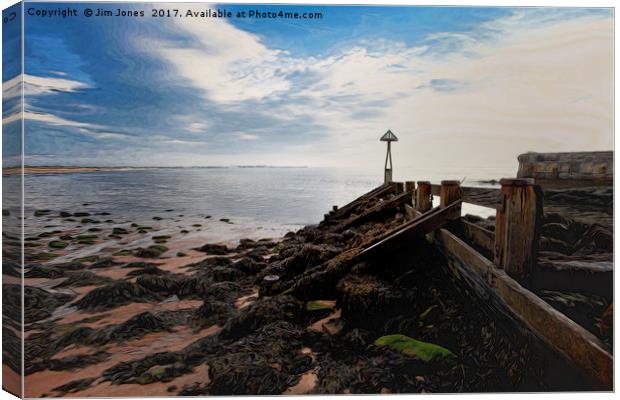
[191,300,235,329]
[24,264,65,279]
[126,264,167,277]
[220,295,303,340]
[102,352,184,385]
[202,281,244,303]
[89,257,121,269]
[208,321,309,395]
[336,274,405,329]
[108,312,171,341]
[26,351,110,375]
[52,271,113,288]
[208,356,293,395]
[197,243,230,255]
[233,257,266,275]
[210,266,244,282]
[52,378,96,395]
[10,285,75,323]
[136,273,193,296]
[2,260,21,277]
[135,245,168,258]
[74,281,161,311]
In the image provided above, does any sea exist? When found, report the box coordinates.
[5,166,514,242]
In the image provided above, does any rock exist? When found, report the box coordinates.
[112,227,129,235]
[197,243,229,255]
[220,295,303,340]
[108,312,171,340]
[154,235,172,240]
[25,265,65,279]
[48,240,68,249]
[3,260,21,277]
[31,252,59,261]
[73,212,91,217]
[4,284,75,323]
[74,281,161,311]
[34,210,51,217]
[126,264,166,277]
[52,378,96,394]
[89,257,120,269]
[233,257,266,275]
[135,245,169,258]
[374,334,456,362]
[211,266,243,282]
[53,271,113,288]
[59,211,72,218]
[113,249,133,256]
[191,299,235,328]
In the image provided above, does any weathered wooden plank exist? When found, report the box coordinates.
[360,200,462,259]
[458,219,494,254]
[337,191,411,230]
[329,183,395,220]
[534,259,613,299]
[435,228,612,390]
[461,186,503,210]
[431,185,502,210]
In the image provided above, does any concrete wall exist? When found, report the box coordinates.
[517,151,613,186]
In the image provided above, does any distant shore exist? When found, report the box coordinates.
[2,165,309,175]
[2,166,126,175]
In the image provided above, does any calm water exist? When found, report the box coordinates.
[6,166,511,240]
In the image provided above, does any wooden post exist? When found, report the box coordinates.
[404,181,415,193]
[494,178,543,284]
[439,180,462,209]
[405,181,416,206]
[332,205,338,212]
[395,182,405,194]
[416,181,432,212]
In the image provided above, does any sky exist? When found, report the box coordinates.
[2,3,614,173]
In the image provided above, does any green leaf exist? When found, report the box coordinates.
[375,334,456,362]
[306,300,335,312]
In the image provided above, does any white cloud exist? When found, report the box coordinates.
[237,133,259,141]
[185,121,210,133]
[164,139,208,145]
[141,6,293,103]
[23,111,100,129]
[3,74,88,100]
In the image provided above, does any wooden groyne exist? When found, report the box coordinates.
[324,178,613,390]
